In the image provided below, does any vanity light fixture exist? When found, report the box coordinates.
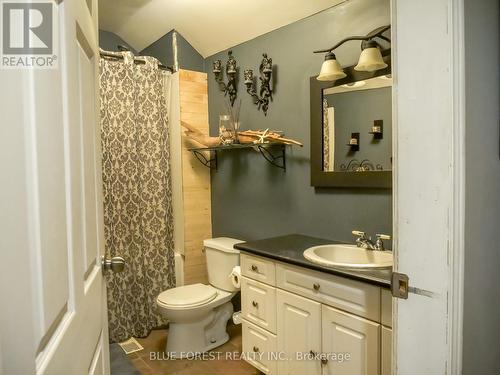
[314,25,391,81]
[317,52,346,81]
[355,40,387,72]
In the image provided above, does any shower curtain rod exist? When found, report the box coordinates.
[99,50,174,72]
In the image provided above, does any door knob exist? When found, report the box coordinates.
[101,256,125,273]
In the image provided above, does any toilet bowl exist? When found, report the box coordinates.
[156,237,242,358]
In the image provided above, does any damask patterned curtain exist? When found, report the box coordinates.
[100,52,176,343]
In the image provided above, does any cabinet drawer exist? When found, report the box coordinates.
[242,320,277,374]
[241,253,276,286]
[241,276,277,333]
[276,263,380,321]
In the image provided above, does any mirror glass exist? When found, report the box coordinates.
[322,75,392,172]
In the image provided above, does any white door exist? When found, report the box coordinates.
[0,0,112,373]
[321,305,380,375]
[391,0,465,373]
[276,290,321,375]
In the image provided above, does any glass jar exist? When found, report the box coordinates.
[219,114,236,145]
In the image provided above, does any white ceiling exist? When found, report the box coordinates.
[98,0,345,57]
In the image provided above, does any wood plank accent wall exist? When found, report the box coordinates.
[179,69,212,285]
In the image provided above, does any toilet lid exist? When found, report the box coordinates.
[157,284,217,308]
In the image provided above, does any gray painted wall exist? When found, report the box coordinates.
[99,30,137,54]
[325,87,392,171]
[463,0,500,373]
[206,0,392,242]
[140,30,205,72]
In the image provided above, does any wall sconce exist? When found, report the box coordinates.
[244,53,273,116]
[347,132,360,151]
[213,50,238,106]
[314,25,390,81]
[369,120,383,139]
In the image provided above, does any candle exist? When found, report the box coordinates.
[244,69,253,85]
[213,60,222,73]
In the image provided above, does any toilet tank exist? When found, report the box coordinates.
[203,237,242,292]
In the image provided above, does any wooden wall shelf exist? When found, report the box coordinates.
[188,142,293,171]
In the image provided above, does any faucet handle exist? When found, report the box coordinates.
[375,234,391,251]
[352,230,366,238]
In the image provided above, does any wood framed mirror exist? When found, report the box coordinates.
[310,54,392,188]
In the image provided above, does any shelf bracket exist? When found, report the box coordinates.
[257,144,286,170]
[192,150,218,170]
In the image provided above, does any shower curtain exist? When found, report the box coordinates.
[100,51,176,343]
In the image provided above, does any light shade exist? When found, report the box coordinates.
[354,42,387,72]
[317,52,346,81]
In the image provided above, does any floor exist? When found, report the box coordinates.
[110,343,140,375]
[127,323,259,375]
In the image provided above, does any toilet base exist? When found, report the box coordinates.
[165,301,234,358]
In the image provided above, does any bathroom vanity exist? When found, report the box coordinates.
[235,234,392,375]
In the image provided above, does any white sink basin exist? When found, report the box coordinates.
[303,244,393,269]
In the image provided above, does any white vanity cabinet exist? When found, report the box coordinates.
[240,253,393,375]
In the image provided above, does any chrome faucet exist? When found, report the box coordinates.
[352,231,391,251]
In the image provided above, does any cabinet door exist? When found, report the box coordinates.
[241,276,277,333]
[381,326,392,375]
[277,290,322,375]
[322,305,380,375]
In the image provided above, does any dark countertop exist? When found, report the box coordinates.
[235,234,391,288]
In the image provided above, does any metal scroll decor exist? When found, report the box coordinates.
[212,50,238,106]
[340,159,383,172]
[244,53,273,116]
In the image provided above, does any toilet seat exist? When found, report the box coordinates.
[157,283,217,309]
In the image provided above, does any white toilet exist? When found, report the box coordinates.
[156,237,241,357]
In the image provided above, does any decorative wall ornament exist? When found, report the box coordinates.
[340,159,383,172]
[212,50,238,106]
[244,53,273,116]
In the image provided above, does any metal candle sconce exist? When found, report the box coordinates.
[347,133,360,151]
[213,50,238,106]
[369,120,383,139]
[244,53,273,116]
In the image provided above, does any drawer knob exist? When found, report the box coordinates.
[252,301,258,307]
[251,265,258,272]
[253,346,260,352]
[321,358,328,365]
[313,283,321,291]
